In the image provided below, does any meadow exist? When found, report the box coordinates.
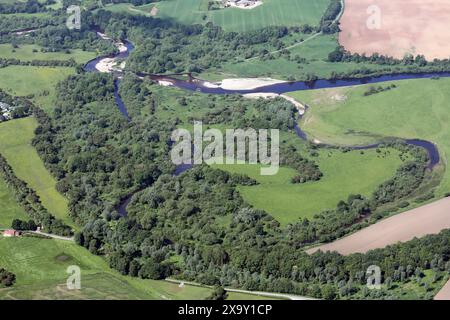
[0,177,28,229]
[214,146,404,226]
[141,0,329,32]
[0,118,71,227]
[289,78,450,196]
[0,44,96,112]
[0,237,210,300]
[216,34,390,80]
[99,2,154,16]
[0,66,74,112]
[0,44,97,63]
[0,237,273,300]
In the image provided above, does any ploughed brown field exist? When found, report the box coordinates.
[435,279,450,300]
[306,198,450,255]
[339,0,450,60]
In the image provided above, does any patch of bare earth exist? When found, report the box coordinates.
[339,0,450,60]
[307,197,450,255]
[435,279,450,300]
[150,6,158,16]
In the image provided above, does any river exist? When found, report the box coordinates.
[84,32,441,216]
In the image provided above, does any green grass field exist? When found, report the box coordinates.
[0,237,211,299]
[0,177,28,229]
[0,237,274,300]
[99,2,154,16]
[215,34,390,80]
[0,66,74,112]
[0,117,71,227]
[0,44,96,63]
[145,0,329,32]
[214,146,404,225]
[288,78,450,196]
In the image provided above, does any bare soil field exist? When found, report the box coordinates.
[435,279,450,300]
[307,197,450,255]
[339,0,450,60]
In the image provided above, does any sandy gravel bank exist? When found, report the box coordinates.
[94,41,128,73]
[205,78,287,91]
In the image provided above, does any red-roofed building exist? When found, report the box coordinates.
[2,229,20,237]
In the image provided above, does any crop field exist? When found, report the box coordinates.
[214,146,404,225]
[0,44,97,63]
[0,66,74,112]
[0,118,71,227]
[340,0,450,60]
[307,197,450,255]
[289,78,450,196]
[149,0,329,32]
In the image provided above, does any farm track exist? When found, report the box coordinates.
[165,279,315,300]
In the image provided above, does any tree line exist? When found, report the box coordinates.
[0,57,78,68]
[0,268,15,287]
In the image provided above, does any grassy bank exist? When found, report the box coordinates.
[288,78,450,196]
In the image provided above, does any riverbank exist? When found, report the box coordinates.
[203,77,287,90]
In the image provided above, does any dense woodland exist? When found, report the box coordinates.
[200,97,322,183]
[2,1,450,299]
[28,68,445,299]
[33,73,175,226]
[0,0,49,14]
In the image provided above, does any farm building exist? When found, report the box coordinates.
[2,229,20,237]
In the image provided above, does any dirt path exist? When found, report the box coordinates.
[29,231,74,242]
[307,197,450,255]
[165,279,314,300]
